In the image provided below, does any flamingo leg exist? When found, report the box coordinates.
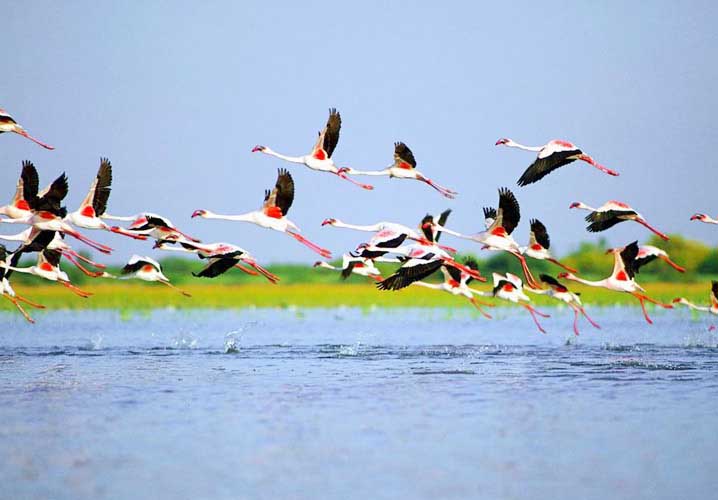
[442,258,485,282]
[469,296,493,319]
[286,230,332,259]
[577,154,619,177]
[631,292,653,324]
[108,226,148,241]
[419,177,457,199]
[636,293,673,309]
[16,129,55,150]
[636,219,669,241]
[579,306,601,329]
[62,252,104,277]
[14,293,46,309]
[659,255,686,273]
[61,281,93,298]
[335,170,374,190]
[160,226,201,243]
[64,229,113,254]
[233,263,259,276]
[3,294,35,323]
[523,304,547,334]
[571,306,580,336]
[512,252,540,289]
[249,262,280,284]
[160,280,192,298]
[547,257,578,274]
[62,249,106,269]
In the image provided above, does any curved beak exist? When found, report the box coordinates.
[569,202,580,209]
[191,210,203,218]
[251,145,264,153]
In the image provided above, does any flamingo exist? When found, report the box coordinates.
[474,272,550,333]
[251,108,374,190]
[0,161,39,220]
[4,249,92,298]
[0,244,45,323]
[525,274,600,336]
[495,138,618,186]
[635,245,685,273]
[155,238,279,284]
[103,212,200,243]
[192,168,331,258]
[558,241,673,324]
[375,242,485,290]
[673,281,718,316]
[411,257,494,318]
[0,108,54,150]
[64,158,148,241]
[321,217,456,253]
[344,142,458,198]
[423,187,541,289]
[0,169,113,254]
[690,213,718,225]
[521,218,578,273]
[120,255,191,297]
[569,200,669,241]
[313,254,396,282]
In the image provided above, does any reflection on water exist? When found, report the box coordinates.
[1,308,717,500]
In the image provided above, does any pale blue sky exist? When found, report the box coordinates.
[3,1,717,263]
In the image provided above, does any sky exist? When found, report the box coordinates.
[3,1,718,264]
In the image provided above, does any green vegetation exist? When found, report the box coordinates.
[2,234,715,311]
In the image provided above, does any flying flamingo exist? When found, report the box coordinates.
[635,245,685,273]
[313,254,397,281]
[192,169,332,258]
[495,138,618,186]
[344,142,458,198]
[0,244,45,323]
[411,257,494,318]
[521,218,578,273]
[64,158,147,241]
[0,170,113,254]
[251,108,374,190]
[423,187,541,289]
[0,108,54,150]
[4,249,92,298]
[155,238,279,284]
[690,213,718,225]
[101,212,200,243]
[321,217,456,253]
[569,200,669,241]
[474,272,550,333]
[673,281,718,317]
[525,274,600,336]
[120,255,191,297]
[558,241,673,324]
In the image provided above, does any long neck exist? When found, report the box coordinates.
[0,228,31,242]
[158,245,196,254]
[468,287,493,297]
[413,281,442,290]
[332,220,383,232]
[100,213,137,222]
[507,141,542,152]
[263,148,305,164]
[564,274,607,288]
[678,300,710,312]
[204,211,256,222]
[344,167,391,176]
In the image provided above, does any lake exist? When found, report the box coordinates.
[1,306,717,500]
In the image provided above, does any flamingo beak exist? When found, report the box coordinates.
[251,145,264,153]
[321,218,334,226]
[191,210,205,218]
[569,202,580,209]
[312,261,321,267]
[557,272,569,278]
[690,214,702,221]
[672,298,682,303]
[495,138,507,146]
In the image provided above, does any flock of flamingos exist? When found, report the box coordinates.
[1,106,717,332]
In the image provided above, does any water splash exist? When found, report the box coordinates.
[338,342,361,356]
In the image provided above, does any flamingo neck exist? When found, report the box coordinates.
[203,211,255,222]
[344,167,391,177]
[506,141,542,152]
[262,148,305,164]
[564,274,607,288]
[332,221,383,232]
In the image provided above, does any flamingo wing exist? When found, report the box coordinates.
[20,160,40,208]
[493,187,520,235]
[377,258,443,291]
[585,210,635,233]
[618,241,639,280]
[193,257,237,278]
[312,108,341,158]
[0,109,17,125]
[483,206,497,229]
[393,142,417,169]
[517,148,582,186]
[539,273,568,292]
[264,168,294,216]
[42,249,62,268]
[35,172,69,215]
[92,158,113,216]
[711,281,718,309]
[434,209,452,242]
[419,214,434,242]
[529,219,550,249]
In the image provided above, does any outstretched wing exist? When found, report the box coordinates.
[42,249,62,268]
[393,142,416,169]
[20,160,40,208]
[619,241,639,279]
[585,210,631,233]
[193,257,237,278]
[529,219,550,249]
[434,209,451,242]
[92,158,113,215]
[483,206,497,229]
[376,258,443,291]
[711,281,718,308]
[312,108,341,158]
[492,187,520,235]
[517,149,582,186]
[35,173,69,215]
[263,168,294,216]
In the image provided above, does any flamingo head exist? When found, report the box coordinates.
[191,209,208,218]
[569,202,587,210]
[251,145,266,153]
[672,297,687,304]
[557,272,570,279]
[321,218,336,226]
[495,138,511,146]
[421,221,434,230]
[690,213,707,221]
